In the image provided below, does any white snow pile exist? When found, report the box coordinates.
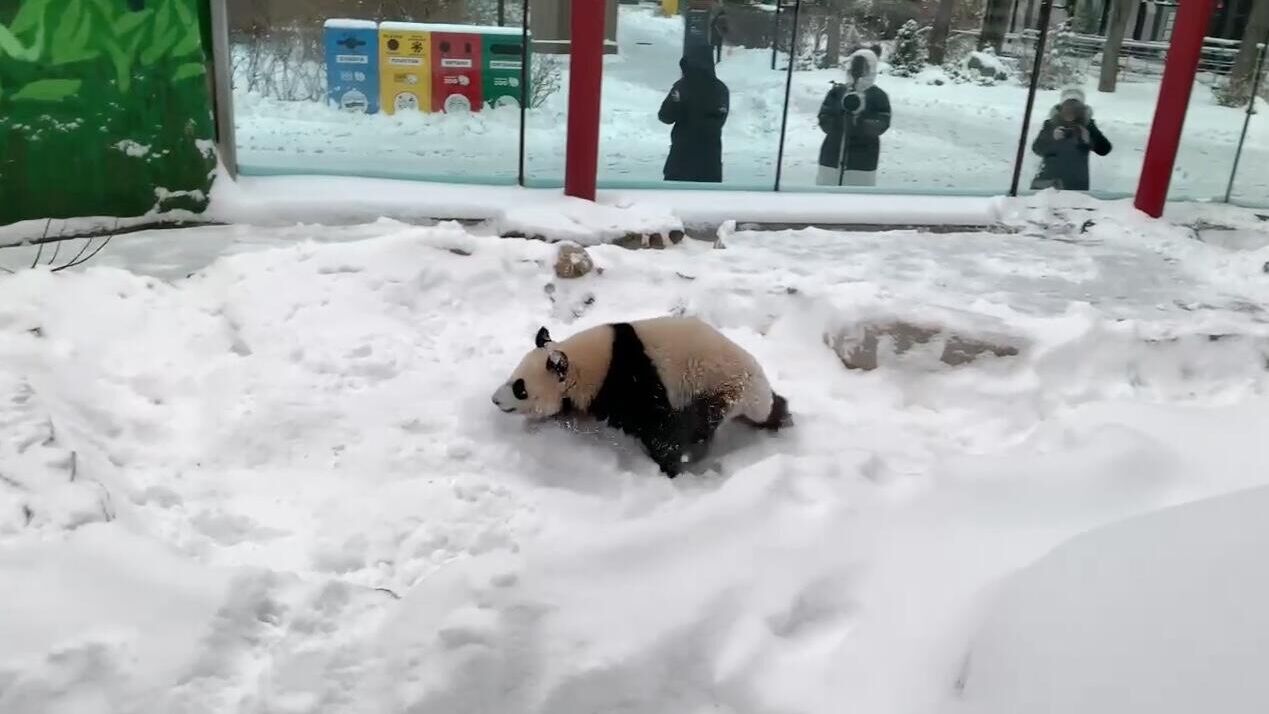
[495,196,683,245]
[3,205,1269,712]
[950,484,1269,714]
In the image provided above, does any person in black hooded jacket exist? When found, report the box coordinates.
[658,55,730,183]
[1030,87,1112,191]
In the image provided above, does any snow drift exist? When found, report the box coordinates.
[951,485,1269,714]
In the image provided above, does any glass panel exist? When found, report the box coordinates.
[1014,1,1250,201]
[1225,26,1269,207]
[777,0,1027,194]
[1013,10,1160,200]
[589,0,787,190]
[521,0,575,187]
[228,0,527,184]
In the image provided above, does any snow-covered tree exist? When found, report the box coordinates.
[1022,19,1088,90]
[890,19,927,77]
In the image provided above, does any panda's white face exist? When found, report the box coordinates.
[491,345,570,417]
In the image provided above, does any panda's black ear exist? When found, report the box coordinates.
[546,350,568,381]
[535,327,552,349]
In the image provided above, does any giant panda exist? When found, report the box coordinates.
[491,316,791,477]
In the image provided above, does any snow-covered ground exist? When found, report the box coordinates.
[233,4,1269,203]
[3,200,1269,712]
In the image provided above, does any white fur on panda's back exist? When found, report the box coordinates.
[630,316,771,419]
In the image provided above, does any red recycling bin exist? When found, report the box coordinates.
[431,29,484,113]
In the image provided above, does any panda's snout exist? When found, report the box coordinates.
[492,387,516,413]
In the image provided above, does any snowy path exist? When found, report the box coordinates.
[4,206,1269,712]
[234,5,1269,202]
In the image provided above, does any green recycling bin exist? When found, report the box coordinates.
[481,27,530,109]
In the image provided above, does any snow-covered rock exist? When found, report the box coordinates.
[496,197,684,247]
[553,243,596,279]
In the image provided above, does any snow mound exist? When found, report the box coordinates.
[0,525,233,711]
[952,485,1269,714]
[916,66,955,86]
[495,197,685,246]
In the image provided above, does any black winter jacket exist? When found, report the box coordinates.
[1031,106,1112,191]
[817,83,892,172]
[659,61,730,183]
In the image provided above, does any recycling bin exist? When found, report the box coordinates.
[481,27,530,109]
[379,21,432,114]
[430,28,484,113]
[323,19,379,113]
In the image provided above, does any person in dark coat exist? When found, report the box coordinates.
[709,8,729,64]
[659,55,730,183]
[1030,87,1112,191]
[816,46,891,186]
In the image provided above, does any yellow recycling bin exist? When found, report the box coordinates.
[379,21,433,114]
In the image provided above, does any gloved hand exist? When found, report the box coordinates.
[1078,126,1091,144]
[842,92,863,114]
[1053,126,1068,140]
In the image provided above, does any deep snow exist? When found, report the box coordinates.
[232,4,1269,203]
[951,484,1269,714]
[3,201,1269,712]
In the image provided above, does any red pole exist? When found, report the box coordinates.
[564,0,605,200]
[1134,0,1217,218]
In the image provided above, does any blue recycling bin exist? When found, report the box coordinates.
[323,19,380,114]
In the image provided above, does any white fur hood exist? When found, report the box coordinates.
[843,48,879,91]
[1048,104,1095,122]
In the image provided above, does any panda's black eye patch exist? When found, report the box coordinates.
[512,379,528,400]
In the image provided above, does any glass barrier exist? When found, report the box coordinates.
[1225,35,1269,208]
[776,0,1026,194]
[1012,2,1239,201]
[591,1,788,190]
[227,0,527,184]
[520,0,577,187]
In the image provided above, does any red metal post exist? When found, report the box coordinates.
[564,0,605,200]
[1134,0,1217,217]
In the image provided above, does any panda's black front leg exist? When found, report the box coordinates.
[642,430,686,478]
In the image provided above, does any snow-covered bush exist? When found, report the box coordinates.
[968,50,1009,80]
[889,20,927,77]
[929,46,1013,87]
[529,55,563,109]
[1019,20,1089,90]
[231,25,326,102]
[945,48,1011,86]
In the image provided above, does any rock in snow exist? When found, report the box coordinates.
[553,243,595,279]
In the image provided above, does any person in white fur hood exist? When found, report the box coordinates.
[1030,87,1113,191]
[815,45,892,187]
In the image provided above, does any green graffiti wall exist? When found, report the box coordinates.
[0,0,217,226]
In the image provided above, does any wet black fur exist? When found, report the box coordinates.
[586,323,740,477]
